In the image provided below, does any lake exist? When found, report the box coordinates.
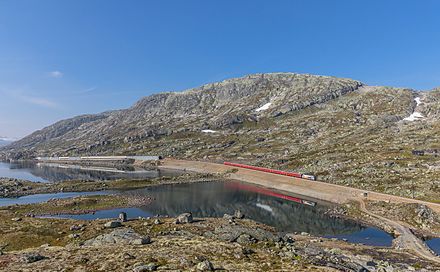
[0,161,182,182]
[0,161,408,248]
[48,181,394,247]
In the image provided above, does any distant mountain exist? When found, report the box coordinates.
[0,137,14,147]
[1,73,439,200]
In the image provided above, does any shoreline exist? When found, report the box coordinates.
[0,180,439,269]
[2,171,439,241]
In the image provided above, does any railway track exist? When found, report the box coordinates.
[159,158,440,263]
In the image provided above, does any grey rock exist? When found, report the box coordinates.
[133,263,158,271]
[196,260,214,271]
[176,212,193,224]
[70,224,84,231]
[234,210,245,219]
[236,233,257,245]
[119,212,128,222]
[22,253,47,263]
[83,228,151,246]
[104,221,122,228]
[68,233,80,239]
[415,204,437,224]
[223,214,234,220]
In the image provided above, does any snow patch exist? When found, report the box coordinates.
[403,97,424,121]
[404,112,424,121]
[414,97,422,106]
[255,102,272,112]
[201,129,217,133]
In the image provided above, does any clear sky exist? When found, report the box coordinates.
[1,0,439,139]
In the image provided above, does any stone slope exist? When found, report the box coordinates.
[1,73,361,158]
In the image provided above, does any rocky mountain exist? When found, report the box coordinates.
[2,73,440,200]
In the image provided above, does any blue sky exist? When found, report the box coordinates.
[1,0,439,138]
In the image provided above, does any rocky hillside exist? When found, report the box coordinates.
[2,73,440,200]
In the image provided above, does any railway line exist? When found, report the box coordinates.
[159,158,440,263]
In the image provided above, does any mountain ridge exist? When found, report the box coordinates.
[2,72,440,200]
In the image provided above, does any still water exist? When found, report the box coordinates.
[49,181,394,247]
[0,162,182,182]
[0,161,401,248]
[426,238,440,256]
[0,191,113,207]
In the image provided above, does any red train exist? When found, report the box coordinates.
[223,162,316,181]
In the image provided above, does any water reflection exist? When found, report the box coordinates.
[0,191,112,207]
[122,181,364,236]
[0,162,182,182]
[53,181,368,238]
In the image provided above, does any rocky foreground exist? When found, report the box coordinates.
[0,188,439,271]
[1,208,438,272]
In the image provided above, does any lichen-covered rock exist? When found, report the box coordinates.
[176,213,193,224]
[196,260,214,271]
[83,228,151,246]
[104,221,122,228]
[133,263,158,272]
[22,253,47,263]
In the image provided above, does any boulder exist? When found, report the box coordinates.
[119,212,128,222]
[234,210,245,219]
[236,234,256,245]
[176,213,193,224]
[196,260,214,271]
[22,253,47,263]
[68,233,80,239]
[223,214,234,220]
[133,263,158,271]
[104,221,122,228]
[83,228,151,246]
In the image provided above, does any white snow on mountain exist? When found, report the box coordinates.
[255,102,272,112]
[403,97,424,121]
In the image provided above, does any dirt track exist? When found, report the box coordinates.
[358,199,439,263]
[159,159,440,262]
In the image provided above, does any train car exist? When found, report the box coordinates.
[223,162,303,178]
[224,162,316,180]
[301,200,316,207]
[301,174,316,181]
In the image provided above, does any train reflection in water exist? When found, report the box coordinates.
[118,181,363,236]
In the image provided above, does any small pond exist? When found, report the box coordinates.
[426,238,440,256]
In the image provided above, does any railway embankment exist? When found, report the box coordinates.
[159,159,440,263]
